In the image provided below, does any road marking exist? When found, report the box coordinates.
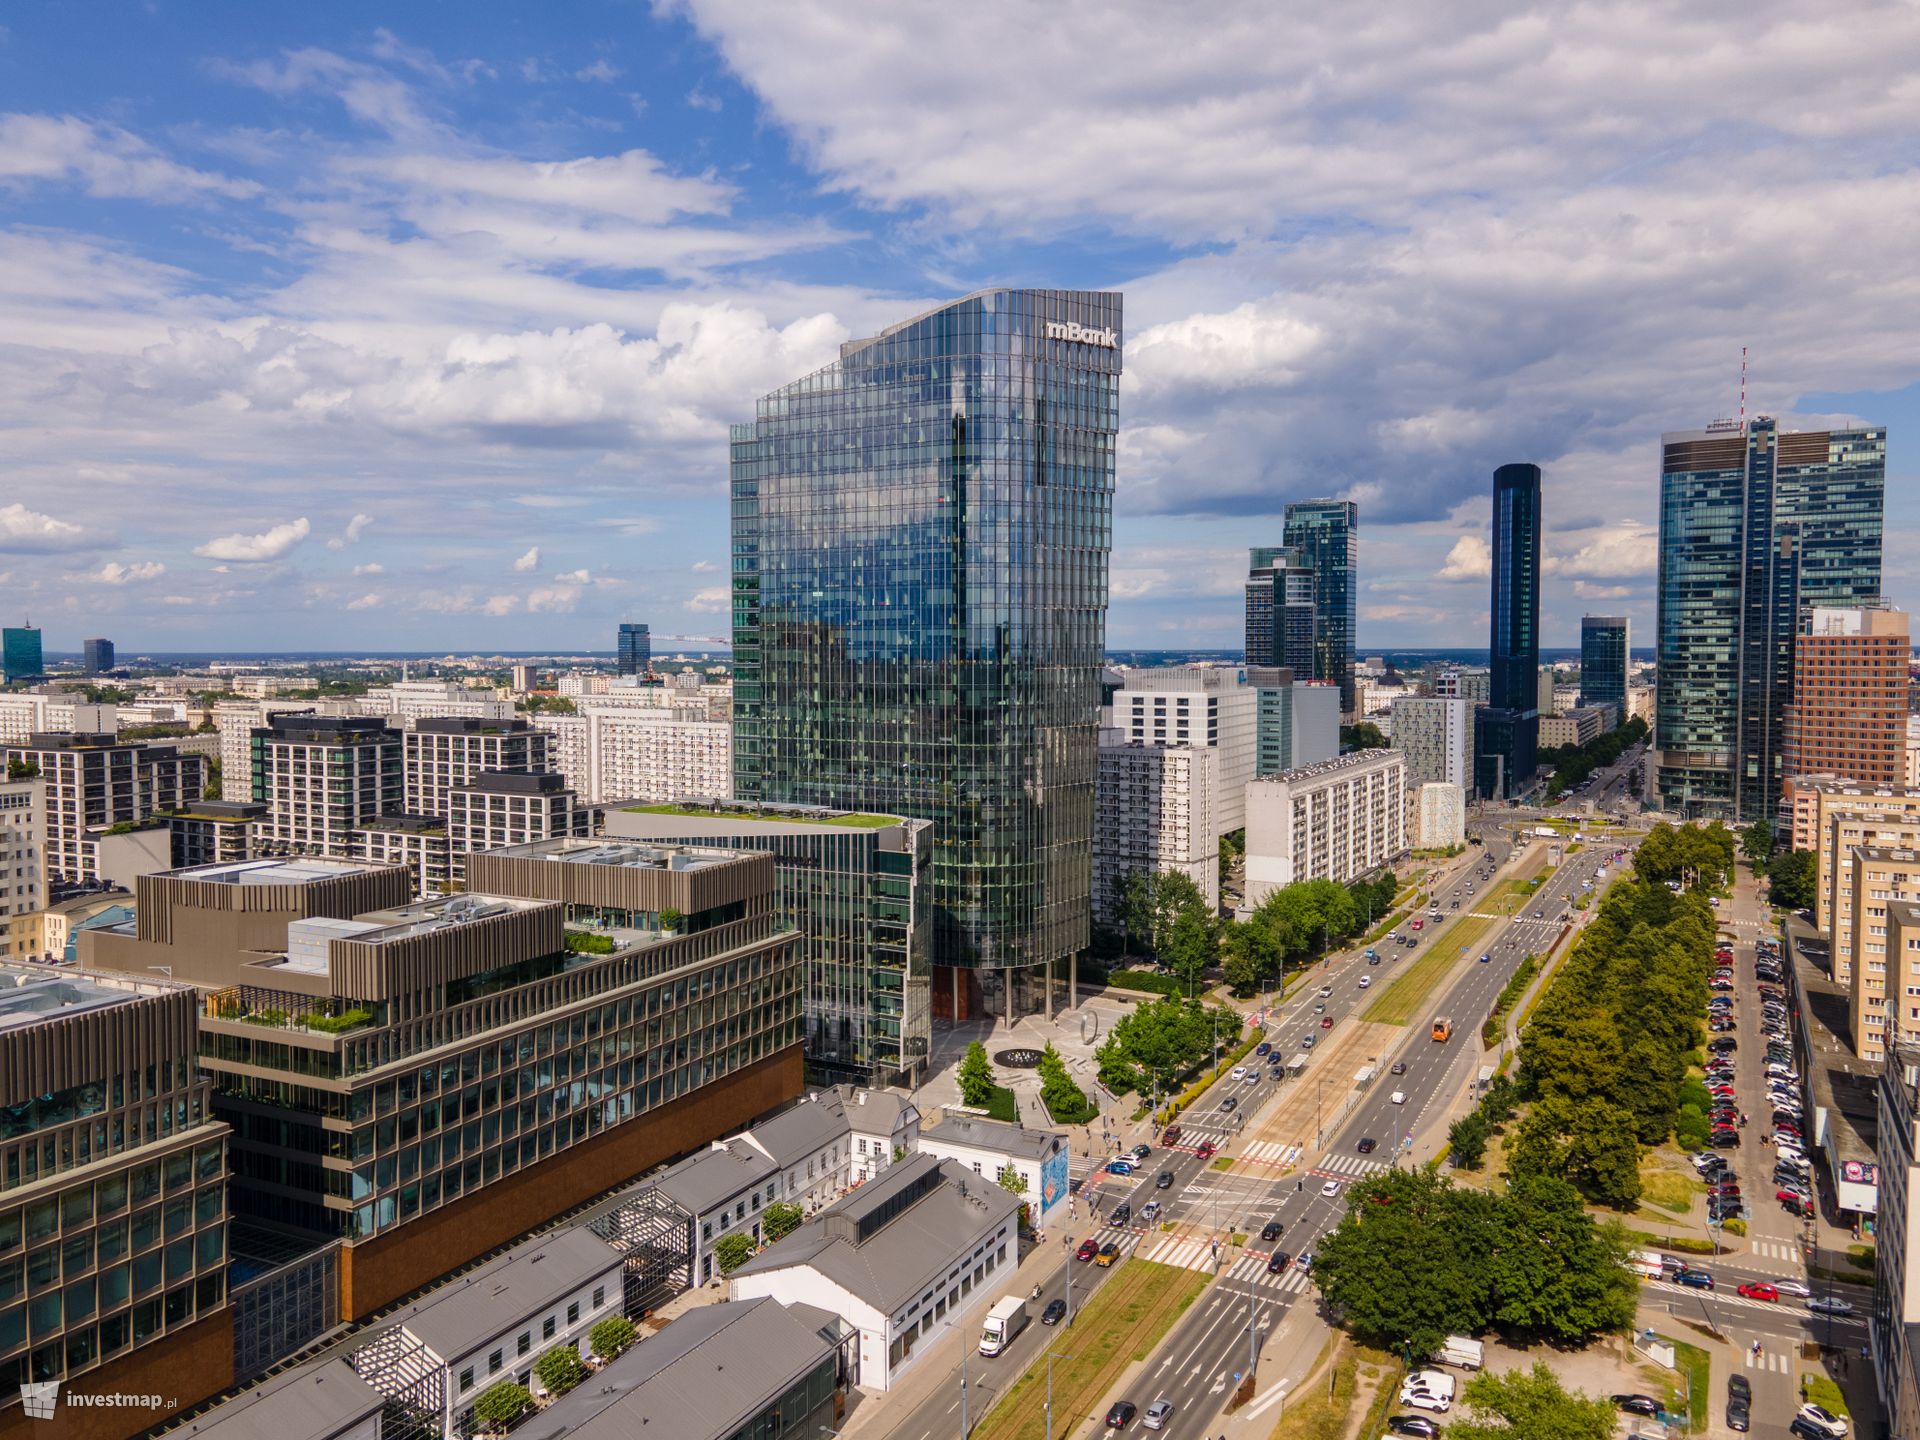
[1742,1349,1790,1373]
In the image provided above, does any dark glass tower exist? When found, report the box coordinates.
[1578,615,1628,722]
[81,637,115,676]
[1,624,41,684]
[731,288,1119,1020]
[1474,463,1541,799]
[1283,501,1358,715]
[617,622,651,675]
[1244,545,1316,673]
[1655,418,1885,820]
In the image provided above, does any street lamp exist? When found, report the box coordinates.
[1044,1351,1076,1440]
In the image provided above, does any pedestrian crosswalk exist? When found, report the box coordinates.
[1224,1253,1315,1294]
[1743,1348,1790,1374]
[1137,1233,1215,1271]
[1748,1238,1801,1262]
[1312,1154,1390,1178]
[1237,1141,1301,1168]
[1644,1279,1795,1316]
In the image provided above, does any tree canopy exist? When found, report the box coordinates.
[1631,820,1737,892]
[1341,721,1387,751]
[1767,847,1817,910]
[1095,994,1245,1097]
[1448,1362,1620,1440]
[958,1041,996,1107]
[1220,870,1396,995]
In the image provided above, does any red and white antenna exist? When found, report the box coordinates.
[1739,346,1747,425]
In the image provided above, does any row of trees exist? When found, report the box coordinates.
[1222,871,1399,995]
[1631,820,1737,892]
[1094,994,1246,1098]
[1110,870,1217,983]
[1037,1042,1098,1124]
[1511,870,1718,1208]
[1539,715,1648,798]
[471,1317,641,1428]
[1313,1168,1638,1356]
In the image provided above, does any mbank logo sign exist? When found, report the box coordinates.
[21,1381,58,1420]
[1042,320,1118,349]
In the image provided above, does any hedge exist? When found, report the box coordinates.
[1105,968,1187,997]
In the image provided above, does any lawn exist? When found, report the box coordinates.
[972,1259,1210,1440]
[1364,909,1499,1026]
[978,1085,1020,1123]
[1654,1333,1711,1429]
[1638,1161,1703,1216]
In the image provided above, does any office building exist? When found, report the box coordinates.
[1283,501,1359,715]
[1389,696,1473,790]
[618,622,651,677]
[1539,707,1614,750]
[1871,1041,1920,1436]
[1244,546,1316,673]
[84,847,803,1320]
[510,663,537,694]
[0,776,42,961]
[1094,735,1218,923]
[727,1153,1022,1391]
[1,625,42,684]
[732,289,1117,1022]
[81,637,115,676]
[1782,607,1909,792]
[252,714,402,856]
[403,716,551,818]
[447,772,587,880]
[1656,418,1886,820]
[1415,781,1467,850]
[1248,668,1340,778]
[1243,749,1407,908]
[1579,616,1628,721]
[1474,463,1543,800]
[4,733,207,886]
[0,968,232,1433]
[1846,848,1920,1062]
[166,798,266,869]
[604,803,932,1086]
[1436,667,1490,704]
[1107,667,1256,834]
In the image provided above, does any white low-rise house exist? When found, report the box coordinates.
[727,1089,857,1213]
[727,1154,1022,1391]
[173,1358,383,1440]
[841,1084,919,1184]
[654,1143,781,1287]
[917,1113,1070,1227]
[350,1227,625,1438]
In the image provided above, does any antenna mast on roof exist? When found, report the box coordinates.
[1740,346,1747,426]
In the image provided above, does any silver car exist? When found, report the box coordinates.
[1143,1397,1175,1430]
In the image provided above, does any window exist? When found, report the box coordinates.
[460,1368,474,1393]
[543,1316,556,1340]
[567,1302,579,1325]
[489,1349,502,1375]
[518,1333,530,1357]
[592,1286,605,1309]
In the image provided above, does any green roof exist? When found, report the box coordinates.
[625,803,898,829]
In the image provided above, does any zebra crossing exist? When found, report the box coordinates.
[1237,1141,1301,1168]
[1137,1233,1216,1271]
[1644,1279,1796,1316]
[1132,1234,1319,1294]
[1312,1153,1390,1179]
[1224,1253,1315,1294]
[1747,1238,1801,1262]
[1743,1348,1791,1374]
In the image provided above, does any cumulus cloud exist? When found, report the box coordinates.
[512,546,540,572]
[1573,581,1632,599]
[327,512,374,549]
[86,560,165,585]
[527,584,581,613]
[482,593,521,616]
[576,59,621,83]
[555,569,591,584]
[1437,535,1491,581]
[1547,522,1658,579]
[0,503,89,553]
[686,586,730,613]
[691,559,718,572]
[195,517,311,562]
[352,562,384,576]
[347,592,382,609]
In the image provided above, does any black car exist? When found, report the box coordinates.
[1790,1421,1833,1440]
[1156,1170,1174,1189]
[1260,1219,1284,1241]
[1105,1400,1137,1429]
[1709,1037,1737,1052]
[1711,1130,1741,1147]
[1386,1418,1442,1439]
[1357,1137,1377,1154]
[1221,1097,1237,1113]
[1041,1298,1067,1325]
[1727,1374,1751,1432]
[1266,1250,1290,1274]
[1613,1394,1662,1416]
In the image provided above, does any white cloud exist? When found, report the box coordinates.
[352,562,384,576]
[691,559,718,572]
[327,512,374,549]
[1437,535,1491,581]
[513,546,541,573]
[0,503,89,553]
[555,569,591,584]
[0,113,257,201]
[1572,580,1632,599]
[686,586,730,613]
[347,591,382,610]
[195,517,311,562]
[86,560,166,585]
[575,59,621,83]
[482,593,521,616]
[1547,522,1658,579]
[527,584,581,613]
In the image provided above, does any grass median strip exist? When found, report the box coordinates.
[1364,910,1500,1026]
[972,1259,1210,1440]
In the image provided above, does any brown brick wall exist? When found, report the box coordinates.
[339,1043,804,1318]
[0,1309,233,1440]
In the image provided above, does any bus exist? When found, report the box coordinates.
[1431,1016,1454,1042]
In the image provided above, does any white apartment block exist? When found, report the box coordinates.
[1093,734,1218,921]
[1243,749,1408,909]
[215,698,348,791]
[1414,782,1466,850]
[1907,716,1920,789]
[3,735,205,885]
[1389,697,1472,789]
[1356,678,1409,717]
[0,695,117,745]
[0,777,44,962]
[1107,666,1256,833]
[561,705,733,805]
[358,680,515,728]
[532,714,591,793]
[403,717,551,817]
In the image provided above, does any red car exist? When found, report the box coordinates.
[1319,1016,1334,1029]
[1775,1188,1809,1207]
[1737,1282,1779,1302]
[1076,1237,1100,1261]
[1194,1141,1216,1161]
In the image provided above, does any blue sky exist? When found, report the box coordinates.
[2,1,1918,656]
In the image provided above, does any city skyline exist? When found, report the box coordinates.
[1,6,1917,651]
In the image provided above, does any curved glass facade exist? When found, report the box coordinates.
[731,289,1119,997]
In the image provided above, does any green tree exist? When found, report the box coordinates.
[1448,1362,1618,1440]
[1448,1111,1490,1170]
[1508,1096,1642,1209]
[1161,904,1217,991]
[1768,848,1817,910]
[715,1231,755,1273]
[1740,819,1776,872]
[1341,721,1387,751]
[958,1041,995,1107]
[1038,1042,1097,1124]
[1114,871,1155,954]
[588,1316,637,1359]
[472,1381,532,1430]
[533,1344,586,1396]
[762,1201,804,1243]
[1485,1174,1638,1342]
[997,1164,1029,1195]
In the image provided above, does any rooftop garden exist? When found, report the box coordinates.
[625,802,895,828]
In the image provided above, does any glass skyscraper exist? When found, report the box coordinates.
[1474,463,1541,799]
[731,288,1119,1021]
[1656,418,1885,820]
[0,625,40,684]
[1244,546,1317,674]
[1283,501,1358,715]
[618,621,651,675]
[1578,615,1629,722]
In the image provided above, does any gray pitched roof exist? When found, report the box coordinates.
[737,1091,848,1166]
[176,1360,382,1440]
[730,1154,1022,1314]
[922,1113,1063,1162]
[516,1297,841,1440]
[655,1143,776,1216]
[833,1084,913,1136]
[395,1226,622,1361]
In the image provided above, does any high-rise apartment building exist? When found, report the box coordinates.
[0,775,43,960]
[606,804,933,1086]
[1474,464,1542,800]
[85,848,803,1320]
[541,705,732,805]
[1390,696,1473,790]
[356,679,514,728]
[1,625,42,684]
[4,734,206,885]
[0,968,231,1432]
[1846,846,1920,1061]
[447,770,587,878]
[1093,735,1219,925]
[618,622,651,676]
[732,288,1117,1021]
[1579,616,1629,722]
[1781,607,1909,791]
[1244,546,1317,674]
[1243,749,1407,908]
[252,714,401,855]
[403,715,551,818]
[1435,667,1490,704]
[1871,1041,1920,1438]
[1656,418,1886,820]
[1107,667,1257,833]
[81,637,115,676]
[1283,502,1358,715]
[1247,668,1340,778]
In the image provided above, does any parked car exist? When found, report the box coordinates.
[1613,1394,1662,1416]
[1794,1402,1850,1436]
[1386,1417,1441,1438]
